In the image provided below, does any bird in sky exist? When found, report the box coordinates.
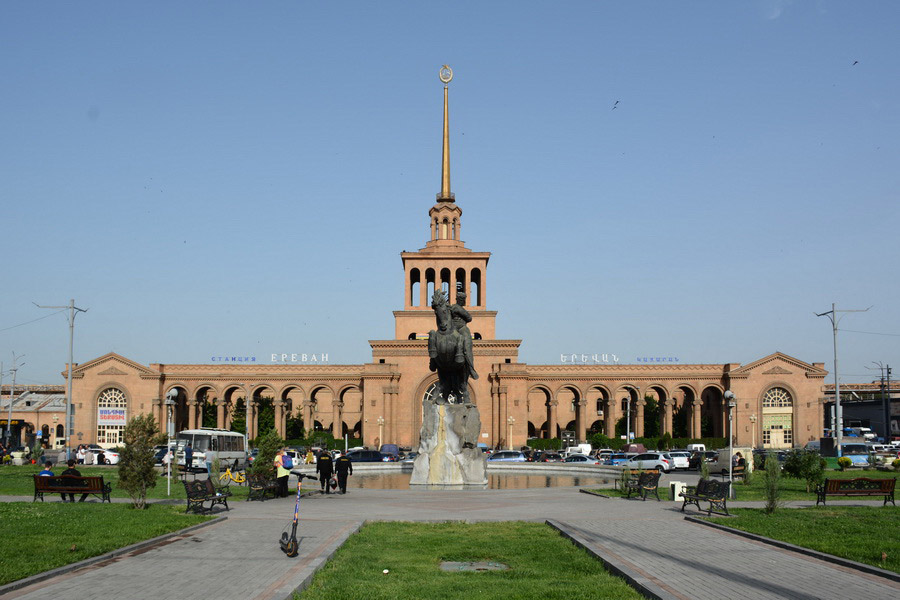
[852,60,859,66]
[612,100,619,110]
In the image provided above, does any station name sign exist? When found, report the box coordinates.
[270,353,329,363]
[561,353,620,364]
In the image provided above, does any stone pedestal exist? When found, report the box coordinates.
[410,402,487,486]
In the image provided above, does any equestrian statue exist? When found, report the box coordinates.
[427,288,478,405]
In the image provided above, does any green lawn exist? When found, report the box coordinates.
[0,503,210,585]
[0,464,253,500]
[295,521,643,600]
[705,506,900,573]
[595,469,900,502]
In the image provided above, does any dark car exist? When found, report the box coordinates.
[347,449,389,462]
[688,451,718,470]
[539,452,563,463]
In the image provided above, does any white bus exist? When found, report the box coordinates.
[175,428,248,471]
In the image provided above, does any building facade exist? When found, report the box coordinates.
[54,73,828,451]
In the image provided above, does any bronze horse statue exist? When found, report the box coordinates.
[428,290,470,404]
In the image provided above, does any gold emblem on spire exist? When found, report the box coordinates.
[439,65,453,84]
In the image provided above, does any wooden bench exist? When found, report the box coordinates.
[680,478,730,516]
[625,470,661,501]
[246,473,279,502]
[33,475,112,503]
[815,477,896,506]
[717,464,746,481]
[183,478,232,513]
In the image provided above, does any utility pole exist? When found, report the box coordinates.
[34,300,87,460]
[6,354,24,446]
[815,303,870,457]
[872,362,894,443]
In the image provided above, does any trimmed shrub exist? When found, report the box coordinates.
[118,414,165,509]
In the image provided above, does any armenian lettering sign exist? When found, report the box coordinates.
[98,408,127,426]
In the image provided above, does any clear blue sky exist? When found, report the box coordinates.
[2,2,898,387]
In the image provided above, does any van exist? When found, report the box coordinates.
[379,444,400,459]
[564,443,592,457]
[686,443,706,453]
[175,428,248,471]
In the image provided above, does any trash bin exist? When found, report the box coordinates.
[670,481,685,501]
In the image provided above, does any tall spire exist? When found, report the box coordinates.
[438,65,454,202]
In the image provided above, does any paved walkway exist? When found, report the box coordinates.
[3,483,898,600]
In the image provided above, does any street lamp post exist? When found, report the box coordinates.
[816,303,870,457]
[507,416,515,450]
[377,416,385,448]
[725,391,736,498]
[6,355,24,447]
[749,414,757,449]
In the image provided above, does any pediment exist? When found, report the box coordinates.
[730,352,826,376]
[72,352,158,377]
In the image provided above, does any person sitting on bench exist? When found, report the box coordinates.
[61,459,89,502]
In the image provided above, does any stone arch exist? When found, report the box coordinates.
[527,385,554,439]
[308,385,335,432]
[191,384,218,429]
[700,385,725,438]
[554,384,583,440]
[759,383,798,449]
[409,267,421,307]
[644,384,669,437]
[614,385,640,439]
[162,385,188,435]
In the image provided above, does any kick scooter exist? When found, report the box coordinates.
[280,473,318,557]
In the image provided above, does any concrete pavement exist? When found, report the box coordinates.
[3,480,898,600]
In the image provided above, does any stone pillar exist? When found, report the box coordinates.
[274,400,285,438]
[420,275,428,308]
[216,398,226,429]
[664,400,674,436]
[635,399,645,438]
[604,399,616,438]
[187,399,198,430]
[575,400,586,442]
[692,401,703,439]
[720,401,728,439]
[152,398,163,431]
[249,399,258,440]
[548,400,558,439]
[333,401,343,438]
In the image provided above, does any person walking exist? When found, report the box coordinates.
[184,442,193,472]
[274,449,290,497]
[335,452,353,494]
[315,449,334,494]
[60,459,89,502]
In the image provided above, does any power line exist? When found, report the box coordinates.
[839,328,900,337]
[0,309,67,333]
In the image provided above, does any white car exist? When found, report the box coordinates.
[90,448,120,465]
[667,451,691,470]
[624,452,672,473]
[563,453,600,464]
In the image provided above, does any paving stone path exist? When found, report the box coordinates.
[3,483,898,600]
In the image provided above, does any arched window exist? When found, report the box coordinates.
[762,387,793,408]
[97,388,128,445]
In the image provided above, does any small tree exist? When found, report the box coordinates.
[763,450,781,515]
[782,449,826,492]
[250,428,285,476]
[837,456,852,471]
[118,414,164,509]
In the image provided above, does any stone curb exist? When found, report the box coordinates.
[279,520,365,600]
[0,514,227,596]
[684,516,900,583]
[546,519,681,600]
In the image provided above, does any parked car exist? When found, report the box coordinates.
[248,448,259,465]
[624,452,672,473]
[346,449,390,462]
[401,452,419,464]
[603,453,628,466]
[486,451,527,462]
[667,451,691,470]
[537,452,564,463]
[90,448,119,465]
[688,451,718,470]
[563,453,600,464]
